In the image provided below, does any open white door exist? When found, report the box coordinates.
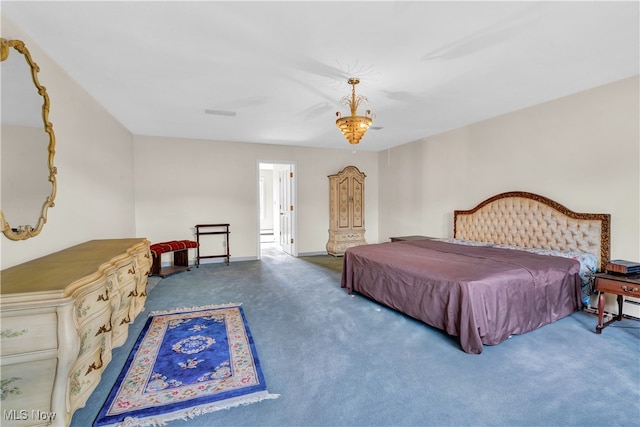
[278,164,294,256]
[258,161,296,258]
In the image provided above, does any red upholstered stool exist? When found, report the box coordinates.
[150,240,199,278]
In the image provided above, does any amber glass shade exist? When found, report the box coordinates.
[336,114,372,145]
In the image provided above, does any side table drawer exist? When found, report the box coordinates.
[595,277,640,298]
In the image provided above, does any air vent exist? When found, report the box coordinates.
[204,109,237,117]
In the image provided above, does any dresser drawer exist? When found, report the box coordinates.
[77,304,112,358]
[130,277,148,319]
[596,277,640,298]
[116,260,137,287]
[0,358,57,427]
[111,305,133,348]
[119,276,138,314]
[1,312,57,356]
[68,346,106,413]
[74,280,111,326]
[137,247,152,277]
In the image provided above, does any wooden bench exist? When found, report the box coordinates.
[150,240,199,278]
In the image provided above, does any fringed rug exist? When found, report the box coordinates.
[94,304,279,427]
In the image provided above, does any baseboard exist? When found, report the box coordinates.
[196,256,256,265]
[297,251,329,257]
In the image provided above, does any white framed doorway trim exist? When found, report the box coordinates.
[257,160,297,260]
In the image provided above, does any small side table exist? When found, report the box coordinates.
[195,223,230,266]
[593,272,640,333]
[390,235,433,242]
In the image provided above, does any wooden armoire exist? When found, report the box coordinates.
[326,165,367,256]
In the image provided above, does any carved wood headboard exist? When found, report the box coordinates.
[453,191,610,271]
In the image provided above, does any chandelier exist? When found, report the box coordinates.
[336,78,373,145]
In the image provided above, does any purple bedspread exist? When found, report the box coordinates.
[341,239,581,354]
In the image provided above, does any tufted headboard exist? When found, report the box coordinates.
[454,191,610,271]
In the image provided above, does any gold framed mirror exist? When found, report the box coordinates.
[1,38,57,240]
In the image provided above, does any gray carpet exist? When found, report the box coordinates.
[71,243,640,427]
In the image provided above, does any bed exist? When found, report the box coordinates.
[341,191,610,354]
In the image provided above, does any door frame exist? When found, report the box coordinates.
[256,160,297,259]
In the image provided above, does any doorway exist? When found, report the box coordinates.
[257,161,297,259]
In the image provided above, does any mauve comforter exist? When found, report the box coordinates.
[341,239,581,354]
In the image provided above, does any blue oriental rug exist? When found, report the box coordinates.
[94,304,279,427]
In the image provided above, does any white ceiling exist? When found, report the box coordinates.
[2,1,638,152]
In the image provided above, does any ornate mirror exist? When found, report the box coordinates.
[1,38,57,240]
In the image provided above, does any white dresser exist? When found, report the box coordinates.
[0,239,151,427]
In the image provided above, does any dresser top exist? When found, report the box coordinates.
[1,238,148,295]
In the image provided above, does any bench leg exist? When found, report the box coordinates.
[174,249,189,268]
[149,249,192,278]
[151,254,161,276]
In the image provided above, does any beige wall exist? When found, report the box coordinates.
[133,135,378,259]
[379,76,639,260]
[379,76,640,315]
[1,16,137,269]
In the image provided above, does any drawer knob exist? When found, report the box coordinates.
[621,285,639,293]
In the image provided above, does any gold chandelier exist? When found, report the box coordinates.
[336,77,373,145]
